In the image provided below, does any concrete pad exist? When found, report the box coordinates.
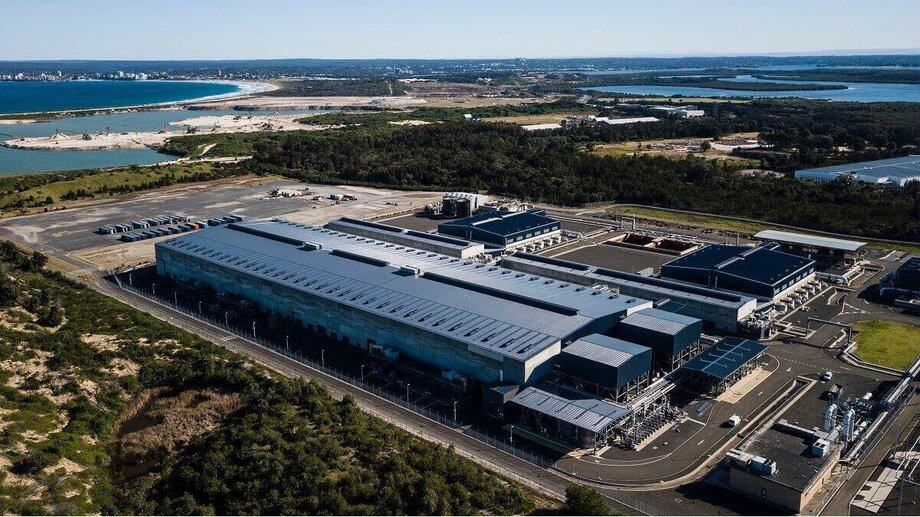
[716,367,772,404]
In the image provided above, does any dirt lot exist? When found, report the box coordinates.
[589,132,760,164]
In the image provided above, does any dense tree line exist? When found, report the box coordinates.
[226,121,918,241]
[160,98,920,242]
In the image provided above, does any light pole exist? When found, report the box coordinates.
[509,425,514,446]
[198,300,202,314]
[453,401,458,422]
[224,311,229,327]
[174,291,178,305]
[151,283,155,296]
[406,383,410,402]
[285,335,289,352]
[360,364,365,382]
[128,273,133,287]
[251,321,256,338]
[321,349,325,367]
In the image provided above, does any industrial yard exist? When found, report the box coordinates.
[1,182,918,516]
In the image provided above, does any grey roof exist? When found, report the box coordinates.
[156,220,651,363]
[662,244,815,287]
[742,426,841,492]
[327,218,484,253]
[681,337,767,380]
[754,230,866,253]
[510,387,630,434]
[796,155,920,186]
[439,209,558,238]
[562,334,650,368]
[619,307,700,336]
[502,253,757,312]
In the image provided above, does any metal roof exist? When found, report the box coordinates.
[156,220,651,363]
[753,230,866,253]
[796,155,920,186]
[510,387,630,434]
[681,337,767,380]
[439,209,558,238]
[562,334,650,368]
[662,244,815,287]
[619,307,700,336]
[501,253,757,311]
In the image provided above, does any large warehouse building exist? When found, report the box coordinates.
[155,220,653,386]
[500,252,760,333]
[660,244,816,301]
[795,155,920,187]
[754,230,865,268]
[438,209,561,250]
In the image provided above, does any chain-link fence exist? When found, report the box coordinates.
[119,278,558,470]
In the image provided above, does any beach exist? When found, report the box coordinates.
[2,113,330,151]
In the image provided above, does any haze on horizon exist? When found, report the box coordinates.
[1,0,918,61]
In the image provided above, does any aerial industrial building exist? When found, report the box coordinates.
[679,337,767,395]
[795,155,920,187]
[660,244,817,301]
[754,230,866,268]
[507,386,631,448]
[155,220,653,386]
[500,252,760,333]
[722,419,842,513]
[325,217,485,259]
[438,209,561,250]
[618,307,703,369]
[557,333,652,400]
[880,256,920,310]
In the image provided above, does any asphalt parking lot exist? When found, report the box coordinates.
[0,178,320,254]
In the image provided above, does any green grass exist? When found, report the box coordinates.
[0,162,249,213]
[853,320,920,370]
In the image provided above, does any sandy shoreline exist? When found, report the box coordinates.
[2,113,332,151]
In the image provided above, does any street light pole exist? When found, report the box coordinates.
[151,283,155,296]
[510,425,514,445]
[406,383,410,401]
[174,291,177,305]
[252,321,256,338]
[224,311,229,327]
[198,300,202,314]
[360,364,365,382]
[453,401,458,422]
[321,349,325,367]
[285,335,289,352]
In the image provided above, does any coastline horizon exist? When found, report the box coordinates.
[0,79,277,117]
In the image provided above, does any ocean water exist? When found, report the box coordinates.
[0,108,321,175]
[0,80,240,114]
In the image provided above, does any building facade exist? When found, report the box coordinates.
[155,220,652,386]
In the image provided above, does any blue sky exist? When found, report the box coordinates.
[1,0,918,60]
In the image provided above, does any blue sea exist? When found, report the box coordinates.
[584,71,920,102]
[0,80,240,114]
[0,108,321,175]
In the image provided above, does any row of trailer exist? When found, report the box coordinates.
[96,214,244,243]
[98,214,189,235]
